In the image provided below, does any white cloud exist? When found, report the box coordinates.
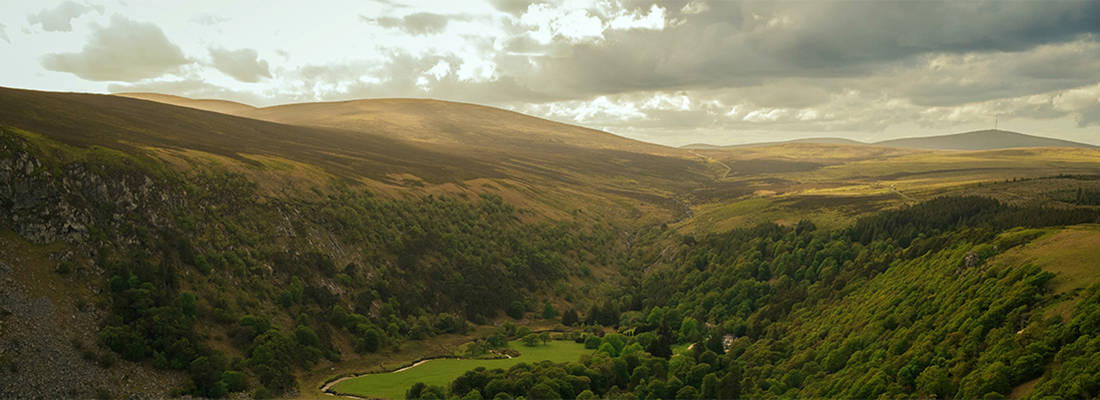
[426,60,451,79]
[27,1,104,32]
[520,3,604,44]
[209,47,271,83]
[6,0,1099,146]
[40,15,190,81]
[190,13,228,26]
[743,108,788,122]
[608,4,666,31]
[1053,83,1100,112]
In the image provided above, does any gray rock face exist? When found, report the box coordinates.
[0,132,187,398]
[0,133,182,245]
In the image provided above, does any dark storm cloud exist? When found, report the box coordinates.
[40,15,190,82]
[876,39,1100,107]
[527,0,1100,97]
[745,1,1100,67]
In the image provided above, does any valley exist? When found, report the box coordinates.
[2,88,1100,400]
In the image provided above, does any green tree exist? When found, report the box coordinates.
[527,383,558,399]
[717,367,742,400]
[522,333,541,347]
[701,373,718,400]
[584,335,602,350]
[562,309,579,326]
[507,301,525,319]
[542,301,558,319]
[917,365,953,399]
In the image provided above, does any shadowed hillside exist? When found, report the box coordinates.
[112,94,715,196]
[4,87,716,223]
[0,87,499,184]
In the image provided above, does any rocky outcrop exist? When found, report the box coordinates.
[0,131,183,245]
[0,149,90,244]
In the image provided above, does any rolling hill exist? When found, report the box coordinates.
[114,92,258,115]
[682,137,864,149]
[686,129,1096,151]
[1,87,717,223]
[0,87,716,398]
[114,92,685,155]
[874,129,1097,150]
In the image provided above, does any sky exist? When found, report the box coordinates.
[1,0,1098,147]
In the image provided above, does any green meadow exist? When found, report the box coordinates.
[330,340,592,399]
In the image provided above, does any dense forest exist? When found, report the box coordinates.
[90,186,617,397]
[412,197,1100,399]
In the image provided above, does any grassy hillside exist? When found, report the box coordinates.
[0,120,634,397]
[4,87,719,226]
[682,137,865,149]
[423,197,1100,400]
[114,92,258,115]
[0,87,706,397]
[876,129,1097,150]
[681,143,1100,234]
[111,91,716,222]
[3,88,1100,399]
[686,130,1096,151]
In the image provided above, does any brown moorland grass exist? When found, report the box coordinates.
[2,87,717,227]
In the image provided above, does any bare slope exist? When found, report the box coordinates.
[114,92,257,115]
[113,92,683,155]
[5,87,714,222]
[685,130,1095,151]
[682,137,864,149]
[241,99,675,154]
[874,129,1096,150]
[2,87,498,184]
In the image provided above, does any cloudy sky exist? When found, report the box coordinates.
[1,0,1099,146]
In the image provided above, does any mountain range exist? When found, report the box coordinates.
[683,129,1096,151]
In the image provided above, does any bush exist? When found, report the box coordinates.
[521,333,541,347]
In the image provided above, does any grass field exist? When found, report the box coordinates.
[329,340,592,399]
[676,143,1100,234]
[987,225,1100,294]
